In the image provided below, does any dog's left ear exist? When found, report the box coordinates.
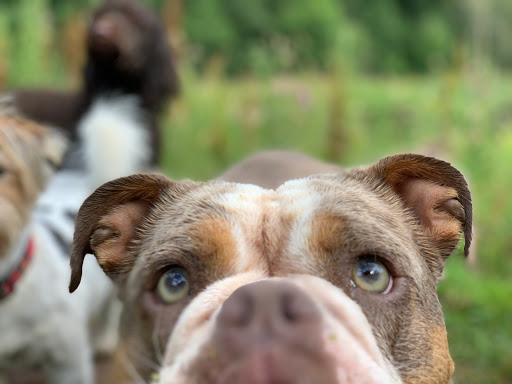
[1,115,68,189]
[39,126,68,171]
[69,173,197,292]
[363,154,472,261]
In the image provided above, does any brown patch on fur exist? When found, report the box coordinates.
[402,326,453,384]
[427,327,454,383]
[309,214,346,262]
[190,218,238,278]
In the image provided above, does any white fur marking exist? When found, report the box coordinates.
[77,95,151,188]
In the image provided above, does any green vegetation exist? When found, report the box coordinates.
[183,0,512,74]
[1,1,511,383]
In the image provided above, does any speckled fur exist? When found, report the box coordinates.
[70,151,471,383]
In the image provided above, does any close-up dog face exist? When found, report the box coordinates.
[70,154,471,384]
[0,116,66,258]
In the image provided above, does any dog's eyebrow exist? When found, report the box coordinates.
[148,247,197,270]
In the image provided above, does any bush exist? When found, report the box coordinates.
[184,0,346,75]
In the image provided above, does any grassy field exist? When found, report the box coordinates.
[161,68,512,383]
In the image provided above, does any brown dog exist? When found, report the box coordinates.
[69,151,472,383]
[9,0,179,169]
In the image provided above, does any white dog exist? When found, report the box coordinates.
[0,100,151,383]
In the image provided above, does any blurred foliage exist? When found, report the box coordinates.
[1,0,512,382]
[181,0,512,74]
[184,0,346,75]
[3,0,512,83]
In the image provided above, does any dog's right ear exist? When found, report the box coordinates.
[69,173,194,292]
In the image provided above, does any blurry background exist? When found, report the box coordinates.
[0,0,511,382]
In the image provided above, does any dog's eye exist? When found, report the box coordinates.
[156,267,190,304]
[351,256,391,293]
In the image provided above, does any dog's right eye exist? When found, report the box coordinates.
[156,267,190,304]
[351,256,392,294]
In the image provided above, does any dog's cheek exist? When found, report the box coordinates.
[392,325,453,383]
[372,280,453,383]
[140,291,195,353]
[347,276,436,379]
[323,330,399,384]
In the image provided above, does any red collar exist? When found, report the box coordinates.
[0,237,35,301]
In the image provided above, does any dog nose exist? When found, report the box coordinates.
[214,280,322,351]
[89,18,118,54]
[92,18,116,40]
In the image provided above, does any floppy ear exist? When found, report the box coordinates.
[69,173,194,292]
[39,126,68,171]
[364,154,472,261]
[0,115,68,193]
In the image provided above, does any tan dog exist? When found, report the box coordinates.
[69,150,472,383]
[0,115,115,384]
[0,115,65,260]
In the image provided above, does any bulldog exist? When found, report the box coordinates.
[69,150,471,383]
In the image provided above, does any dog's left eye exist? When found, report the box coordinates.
[156,267,190,304]
[351,256,391,294]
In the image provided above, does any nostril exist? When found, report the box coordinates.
[219,289,254,328]
[218,280,321,332]
[214,280,325,359]
[281,287,320,324]
[282,291,300,322]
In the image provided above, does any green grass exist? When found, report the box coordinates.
[440,258,512,383]
[161,69,512,383]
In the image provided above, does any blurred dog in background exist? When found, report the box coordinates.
[0,113,118,384]
[0,3,179,381]
[8,0,179,186]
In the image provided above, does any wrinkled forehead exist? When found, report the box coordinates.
[144,175,422,274]
[202,175,412,236]
[184,176,370,219]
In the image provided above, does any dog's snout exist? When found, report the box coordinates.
[92,18,116,40]
[215,280,322,349]
[89,18,118,54]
